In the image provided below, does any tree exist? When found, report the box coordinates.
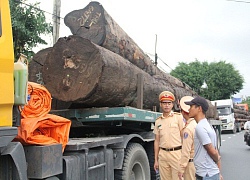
[9,0,52,60]
[170,60,244,101]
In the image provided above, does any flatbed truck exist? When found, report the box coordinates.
[0,0,222,179]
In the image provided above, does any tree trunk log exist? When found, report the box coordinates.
[64,2,192,90]
[206,100,219,119]
[28,47,52,85]
[28,48,72,110]
[42,35,195,110]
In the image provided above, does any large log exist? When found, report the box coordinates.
[42,35,195,110]
[64,1,192,90]
[28,48,72,110]
[206,100,219,120]
[28,47,52,85]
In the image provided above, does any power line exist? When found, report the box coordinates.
[15,0,64,19]
[158,57,173,71]
[226,0,250,3]
[146,52,174,71]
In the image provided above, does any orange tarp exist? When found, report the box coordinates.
[21,82,52,118]
[16,82,71,151]
[16,114,71,150]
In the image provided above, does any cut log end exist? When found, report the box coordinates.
[43,36,103,102]
[64,1,106,45]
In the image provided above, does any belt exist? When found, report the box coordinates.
[160,146,182,151]
[189,159,193,162]
[195,174,203,180]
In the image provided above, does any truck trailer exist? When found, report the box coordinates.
[0,1,222,180]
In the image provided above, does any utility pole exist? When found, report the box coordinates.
[154,34,158,66]
[52,0,61,45]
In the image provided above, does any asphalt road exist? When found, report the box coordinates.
[220,130,250,180]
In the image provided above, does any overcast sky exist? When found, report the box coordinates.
[30,0,250,98]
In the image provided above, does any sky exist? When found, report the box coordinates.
[29,0,250,98]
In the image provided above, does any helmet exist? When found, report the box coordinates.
[180,96,194,113]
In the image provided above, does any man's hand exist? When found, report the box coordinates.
[178,172,183,180]
[154,161,159,172]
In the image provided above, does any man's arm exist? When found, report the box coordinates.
[154,134,160,171]
[204,143,220,163]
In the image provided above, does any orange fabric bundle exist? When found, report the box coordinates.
[16,114,71,151]
[16,82,71,151]
[21,82,52,118]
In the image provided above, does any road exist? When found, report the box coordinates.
[220,131,250,180]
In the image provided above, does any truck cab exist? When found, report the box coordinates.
[0,0,28,179]
[212,99,237,133]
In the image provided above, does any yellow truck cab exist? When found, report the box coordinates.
[0,0,14,127]
[0,0,27,179]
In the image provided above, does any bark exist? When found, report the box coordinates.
[42,35,195,110]
[64,1,193,91]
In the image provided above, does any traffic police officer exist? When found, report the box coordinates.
[178,96,197,180]
[154,91,185,180]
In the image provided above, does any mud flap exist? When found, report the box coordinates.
[1,142,27,180]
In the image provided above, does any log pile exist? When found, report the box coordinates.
[64,1,190,88]
[234,105,250,120]
[28,2,220,115]
[40,36,195,110]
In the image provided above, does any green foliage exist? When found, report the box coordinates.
[242,97,250,111]
[170,60,244,101]
[9,0,52,60]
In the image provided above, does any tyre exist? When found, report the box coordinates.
[247,133,250,146]
[236,123,241,132]
[114,143,150,180]
[215,128,221,151]
[145,142,160,180]
[232,125,236,134]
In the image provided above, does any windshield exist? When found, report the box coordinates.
[217,107,231,115]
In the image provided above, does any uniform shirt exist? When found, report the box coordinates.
[153,111,184,148]
[244,121,250,130]
[194,118,220,177]
[179,118,197,174]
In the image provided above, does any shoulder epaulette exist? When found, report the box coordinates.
[174,112,181,115]
[156,116,162,120]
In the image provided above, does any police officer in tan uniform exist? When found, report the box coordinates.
[178,96,197,180]
[154,91,185,180]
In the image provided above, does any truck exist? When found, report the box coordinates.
[211,99,238,133]
[0,1,222,180]
[234,103,250,131]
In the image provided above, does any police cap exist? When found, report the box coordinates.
[159,91,175,102]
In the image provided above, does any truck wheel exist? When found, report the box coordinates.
[236,123,241,132]
[145,142,160,180]
[232,125,236,134]
[115,143,150,180]
[216,129,221,151]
